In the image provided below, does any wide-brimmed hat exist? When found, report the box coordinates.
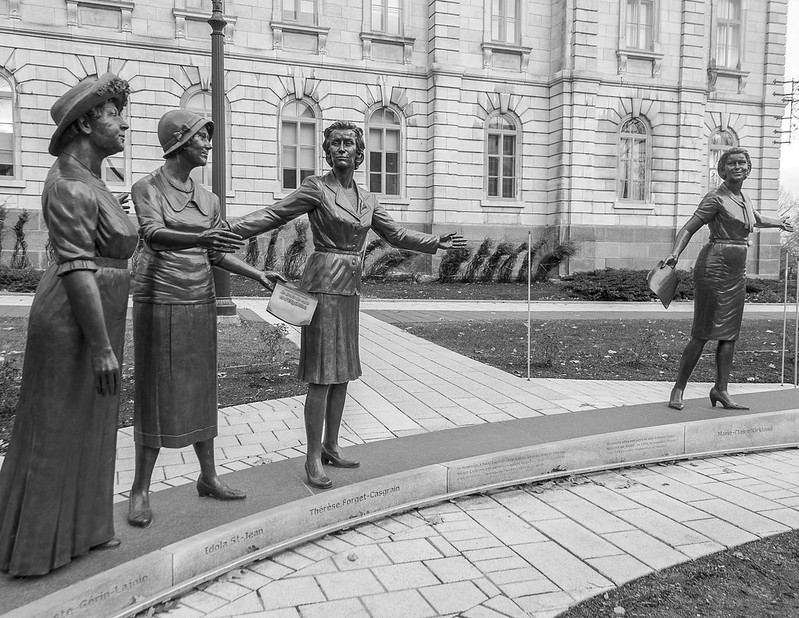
[49,72,130,156]
[158,110,214,158]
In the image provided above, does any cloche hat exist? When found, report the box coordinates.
[49,72,130,156]
[158,110,214,158]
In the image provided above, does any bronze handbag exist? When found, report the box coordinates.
[647,261,678,309]
[267,282,318,326]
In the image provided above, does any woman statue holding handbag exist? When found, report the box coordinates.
[664,147,793,411]
[232,121,466,489]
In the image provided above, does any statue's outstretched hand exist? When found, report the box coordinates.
[261,270,288,292]
[198,229,244,253]
[781,218,795,233]
[439,233,467,250]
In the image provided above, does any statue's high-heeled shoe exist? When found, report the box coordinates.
[305,462,333,489]
[322,445,360,468]
[709,387,749,410]
[127,491,153,528]
[197,476,247,500]
[668,387,684,411]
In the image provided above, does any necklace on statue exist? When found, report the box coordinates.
[164,174,194,193]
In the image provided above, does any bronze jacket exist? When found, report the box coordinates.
[230,172,440,296]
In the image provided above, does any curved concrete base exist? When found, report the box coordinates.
[2,389,797,618]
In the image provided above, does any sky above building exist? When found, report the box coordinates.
[781,2,799,195]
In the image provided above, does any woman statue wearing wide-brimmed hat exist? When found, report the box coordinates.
[0,73,137,576]
[664,147,794,411]
[231,121,466,490]
[126,110,284,528]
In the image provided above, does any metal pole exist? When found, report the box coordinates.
[782,251,789,385]
[527,230,531,381]
[795,261,798,387]
[209,0,236,317]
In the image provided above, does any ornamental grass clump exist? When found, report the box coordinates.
[480,242,514,282]
[497,242,528,283]
[282,219,309,280]
[461,238,492,282]
[438,246,470,282]
[10,211,31,270]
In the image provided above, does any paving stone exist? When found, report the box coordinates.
[677,540,727,559]
[472,555,532,574]
[684,518,760,548]
[424,556,484,582]
[202,591,263,617]
[472,576,501,598]
[615,508,711,546]
[250,560,295,580]
[361,589,437,618]
[468,507,548,545]
[602,530,689,570]
[513,541,613,591]
[316,569,384,600]
[690,499,790,536]
[298,598,370,618]
[585,554,653,585]
[178,590,229,613]
[371,562,439,591]
[200,580,252,602]
[331,544,392,571]
[419,581,488,615]
[257,578,326,610]
[496,579,561,598]
[428,535,461,557]
[272,551,316,572]
[514,591,577,615]
[158,604,205,617]
[380,538,443,563]
[532,518,622,559]
[486,567,547,586]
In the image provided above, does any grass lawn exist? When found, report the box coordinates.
[0,316,305,454]
[398,317,796,384]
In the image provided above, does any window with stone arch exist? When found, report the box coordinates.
[707,128,738,190]
[624,0,655,50]
[182,88,231,189]
[491,0,521,45]
[486,113,519,200]
[280,99,317,191]
[0,73,16,178]
[714,0,743,68]
[617,116,650,202]
[367,107,402,196]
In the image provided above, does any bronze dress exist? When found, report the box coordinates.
[0,154,137,576]
[231,172,440,384]
[131,169,224,448]
[691,184,757,341]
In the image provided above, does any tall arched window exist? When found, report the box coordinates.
[708,128,737,189]
[280,100,316,190]
[617,117,649,202]
[367,107,401,196]
[486,113,518,199]
[182,89,231,189]
[0,75,15,178]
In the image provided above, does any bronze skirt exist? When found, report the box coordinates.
[299,293,361,384]
[0,264,128,576]
[691,242,747,341]
[133,301,218,448]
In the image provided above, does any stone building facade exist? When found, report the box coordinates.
[0,0,789,274]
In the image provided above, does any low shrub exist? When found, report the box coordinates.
[564,268,694,302]
[0,268,42,292]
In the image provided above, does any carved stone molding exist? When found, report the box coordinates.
[616,48,664,78]
[66,0,134,32]
[707,63,748,94]
[360,32,414,64]
[270,21,330,55]
[174,8,236,42]
[9,0,20,19]
[480,41,532,72]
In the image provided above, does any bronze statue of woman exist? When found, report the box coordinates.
[665,147,794,410]
[232,121,466,489]
[126,110,284,527]
[0,73,137,575]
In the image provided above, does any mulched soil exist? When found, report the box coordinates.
[398,318,796,383]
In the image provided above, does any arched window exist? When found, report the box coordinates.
[280,99,316,190]
[182,89,231,189]
[367,107,401,196]
[0,75,15,178]
[486,113,518,199]
[617,117,649,202]
[708,128,737,189]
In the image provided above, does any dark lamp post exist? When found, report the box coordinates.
[209,0,236,317]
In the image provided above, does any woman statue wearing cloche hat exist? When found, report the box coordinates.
[126,110,284,528]
[0,73,137,575]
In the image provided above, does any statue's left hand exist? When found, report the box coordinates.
[782,218,795,233]
[261,270,288,292]
[116,192,130,213]
[91,347,120,397]
[439,233,467,250]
